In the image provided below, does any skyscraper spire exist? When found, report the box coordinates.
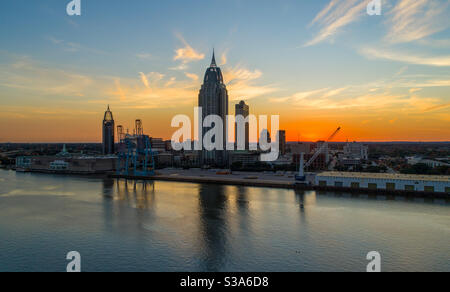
[102,105,115,155]
[210,49,217,67]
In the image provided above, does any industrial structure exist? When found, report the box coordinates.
[296,127,341,184]
[116,119,157,176]
[198,50,229,167]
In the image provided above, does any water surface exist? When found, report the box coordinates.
[0,169,448,272]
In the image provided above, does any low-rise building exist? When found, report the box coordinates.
[230,151,260,165]
[315,171,450,193]
[407,156,450,168]
[16,155,117,174]
[344,142,369,160]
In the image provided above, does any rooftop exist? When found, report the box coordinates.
[317,171,450,183]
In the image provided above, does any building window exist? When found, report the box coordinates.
[335,181,343,187]
[386,183,396,190]
[405,185,415,191]
[424,186,435,193]
[319,181,327,187]
[368,183,377,190]
[445,187,450,193]
[351,182,360,188]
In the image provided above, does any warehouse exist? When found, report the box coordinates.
[315,172,450,194]
[16,155,117,174]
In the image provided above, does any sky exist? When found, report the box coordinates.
[0,0,449,143]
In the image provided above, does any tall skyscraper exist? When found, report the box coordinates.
[259,129,271,150]
[278,130,286,155]
[198,51,229,166]
[235,100,250,150]
[102,105,115,155]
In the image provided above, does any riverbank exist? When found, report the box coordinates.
[110,169,449,199]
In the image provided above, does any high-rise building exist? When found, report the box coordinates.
[102,105,115,155]
[278,130,286,155]
[198,51,229,166]
[259,129,271,150]
[235,100,249,150]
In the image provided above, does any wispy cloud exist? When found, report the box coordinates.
[0,56,96,97]
[136,53,155,60]
[184,72,199,81]
[424,103,450,112]
[220,50,229,66]
[269,80,448,117]
[46,36,107,55]
[305,0,367,47]
[385,0,450,44]
[139,72,150,88]
[222,65,278,100]
[360,47,450,67]
[105,72,198,109]
[173,34,205,64]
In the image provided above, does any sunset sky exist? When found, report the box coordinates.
[0,0,449,142]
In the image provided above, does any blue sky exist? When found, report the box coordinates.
[0,0,449,142]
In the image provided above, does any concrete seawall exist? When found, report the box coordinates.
[109,172,449,199]
[110,174,295,189]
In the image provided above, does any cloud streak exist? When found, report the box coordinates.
[360,47,450,67]
[305,0,367,47]
[222,65,278,100]
[173,34,205,64]
[385,0,450,44]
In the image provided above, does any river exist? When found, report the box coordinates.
[0,169,448,272]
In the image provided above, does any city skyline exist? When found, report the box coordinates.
[1,0,449,143]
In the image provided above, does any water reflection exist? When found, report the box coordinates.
[294,190,316,211]
[101,179,157,237]
[197,184,230,271]
[114,179,156,210]
[90,176,450,272]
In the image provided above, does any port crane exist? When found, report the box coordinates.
[295,127,341,184]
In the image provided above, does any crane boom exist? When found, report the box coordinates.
[304,127,341,168]
[296,127,341,183]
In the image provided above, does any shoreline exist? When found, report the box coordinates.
[3,168,448,199]
[109,173,449,199]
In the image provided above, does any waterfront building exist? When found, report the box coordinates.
[198,51,229,166]
[15,155,116,174]
[315,172,450,193]
[102,105,115,155]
